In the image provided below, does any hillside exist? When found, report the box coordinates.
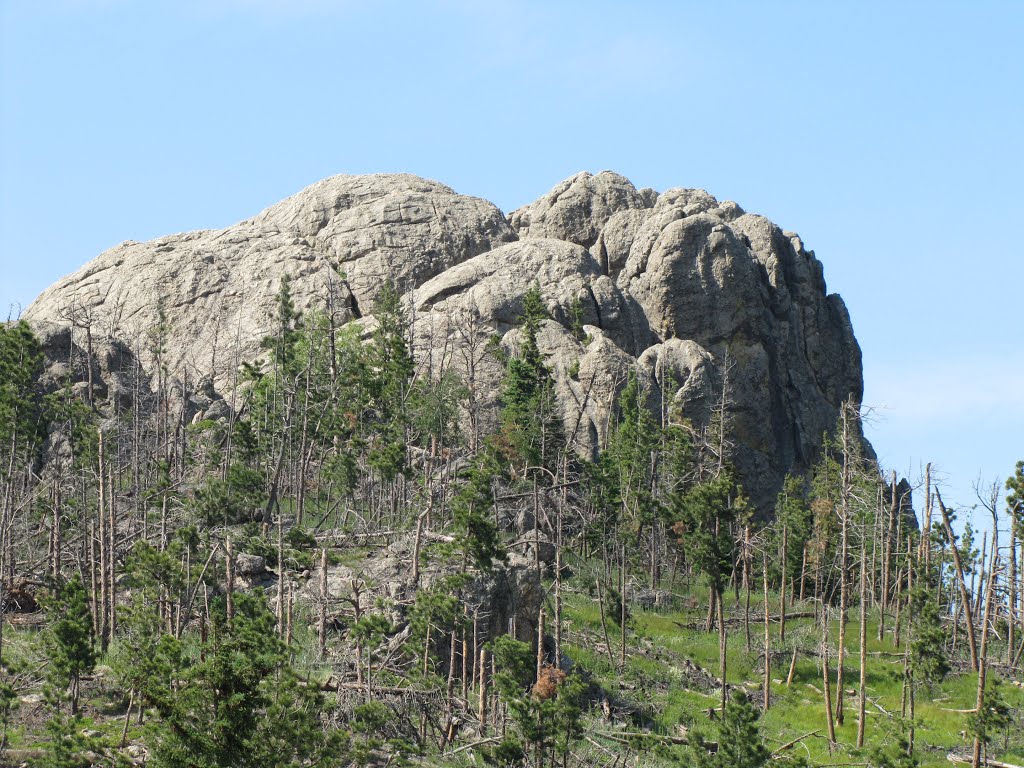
[0,172,1017,768]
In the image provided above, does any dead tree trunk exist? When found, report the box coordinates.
[1010,529,1017,669]
[834,400,852,727]
[97,428,108,651]
[821,603,836,751]
[744,524,752,653]
[857,527,868,748]
[478,647,488,736]
[318,547,328,656]
[763,547,771,710]
[937,489,979,671]
[779,523,788,644]
[973,529,998,768]
[718,587,728,715]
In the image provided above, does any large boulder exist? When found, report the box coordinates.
[509,170,649,248]
[414,238,650,353]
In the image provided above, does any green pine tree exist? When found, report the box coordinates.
[487,635,585,768]
[367,281,414,480]
[0,321,48,491]
[709,689,771,768]
[41,575,96,716]
[671,471,739,713]
[144,591,343,768]
[967,678,1012,758]
[604,370,660,552]
[500,285,563,472]
[451,446,506,571]
[773,474,812,586]
[908,583,949,686]
[869,723,919,768]
[1007,460,1024,536]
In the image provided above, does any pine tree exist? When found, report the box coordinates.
[869,724,919,768]
[451,446,506,571]
[409,368,466,454]
[0,658,19,750]
[706,689,770,768]
[908,584,949,686]
[194,461,264,526]
[0,322,47,614]
[367,281,414,481]
[605,370,659,554]
[967,679,1012,760]
[773,475,811,589]
[34,708,92,768]
[0,321,46,456]
[408,579,463,681]
[1007,460,1024,534]
[261,274,303,377]
[488,635,584,768]
[671,471,738,714]
[145,591,343,768]
[500,285,563,472]
[42,575,96,715]
[37,576,96,767]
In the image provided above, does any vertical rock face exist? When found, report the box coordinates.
[24,170,865,511]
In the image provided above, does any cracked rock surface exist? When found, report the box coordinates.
[25,170,864,511]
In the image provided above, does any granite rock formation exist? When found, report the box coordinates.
[24,170,865,511]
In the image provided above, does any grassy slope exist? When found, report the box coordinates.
[558,559,1024,767]
[7,542,1023,768]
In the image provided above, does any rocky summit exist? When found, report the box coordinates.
[25,170,864,511]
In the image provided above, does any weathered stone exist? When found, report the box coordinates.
[511,532,557,566]
[234,553,267,576]
[310,533,543,646]
[637,338,718,425]
[24,170,867,512]
[26,174,514,392]
[509,170,648,248]
[415,238,648,353]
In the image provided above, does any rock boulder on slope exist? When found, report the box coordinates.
[24,171,865,512]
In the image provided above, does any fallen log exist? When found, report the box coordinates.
[594,731,692,746]
[321,678,441,698]
[316,530,455,545]
[673,611,815,631]
[772,729,821,756]
[947,753,1024,768]
[447,737,499,756]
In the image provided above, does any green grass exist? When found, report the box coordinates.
[558,579,1024,768]
[9,541,1023,768]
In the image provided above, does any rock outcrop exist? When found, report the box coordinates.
[310,533,544,647]
[27,174,514,386]
[24,170,865,511]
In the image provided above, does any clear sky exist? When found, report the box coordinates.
[2,1,1021,525]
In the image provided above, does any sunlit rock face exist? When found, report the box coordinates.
[26,170,864,511]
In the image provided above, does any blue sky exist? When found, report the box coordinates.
[2,1,1021,525]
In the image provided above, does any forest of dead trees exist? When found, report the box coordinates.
[0,279,1023,768]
